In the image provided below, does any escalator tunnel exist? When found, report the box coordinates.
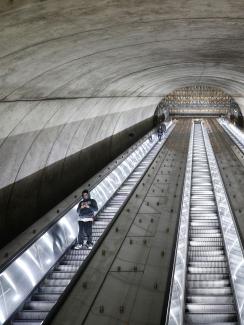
[1,85,244,325]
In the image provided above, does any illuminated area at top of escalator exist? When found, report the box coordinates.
[159,85,241,116]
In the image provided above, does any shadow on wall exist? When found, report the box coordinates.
[0,117,153,249]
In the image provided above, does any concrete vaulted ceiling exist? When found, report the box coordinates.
[1,0,244,247]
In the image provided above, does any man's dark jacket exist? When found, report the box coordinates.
[77,197,98,221]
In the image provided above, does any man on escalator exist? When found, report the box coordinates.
[74,189,98,249]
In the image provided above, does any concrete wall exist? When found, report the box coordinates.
[0,98,157,248]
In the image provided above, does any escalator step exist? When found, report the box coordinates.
[32,294,61,301]
[187,287,232,295]
[24,301,55,311]
[39,286,65,294]
[188,261,227,267]
[189,249,225,255]
[186,303,236,313]
[185,313,237,324]
[188,256,226,262]
[187,279,230,288]
[186,296,234,304]
[185,322,237,325]
[49,272,75,279]
[16,311,48,320]
[187,273,229,280]
[43,279,70,286]
[63,255,87,261]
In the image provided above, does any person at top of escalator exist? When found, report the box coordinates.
[157,122,166,142]
[74,189,98,250]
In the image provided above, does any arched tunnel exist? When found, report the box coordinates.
[1,0,244,324]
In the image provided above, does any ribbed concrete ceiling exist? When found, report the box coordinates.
[1,0,244,102]
[1,0,244,100]
[1,0,244,246]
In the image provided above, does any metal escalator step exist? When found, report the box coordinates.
[187,273,229,280]
[185,313,237,324]
[185,322,237,325]
[190,223,219,227]
[63,255,86,261]
[114,191,127,195]
[188,251,224,257]
[190,207,217,212]
[92,225,107,230]
[55,265,79,272]
[39,286,65,294]
[189,246,224,252]
[16,311,48,320]
[189,209,215,214]
[60,260,83,266]
[190,229,220,232]
[191,183,213,188]
[189,246,224,250]
[188,266,228,273]
[191,193,214,197]
[49,272,75,279]
[95,221,112,227]
[190,212,218,216]
[24,301,55,311]
[191,190,215,195]
[108,201,124,204]
[68,250,90,256]
[190,236,222,241]
[190,202,216,207]
[188,261,227,267]
[43,278,70,286]
[102,209,118,213]
[97,214,114,219]
[190,234,221,238]
[186,303,236,313]
[189,241,223,247]
[187,287,232,295]
[186,296,234,304]
[187,279,230,288]
[188,256,226,262]
[32,294,61,301]
[96,218,113,223]
[192,173,211,181]
[92,231,107,235]
[190,221,218,224]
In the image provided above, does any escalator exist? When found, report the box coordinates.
[217,118,244,153]
[12,146,162,324]
[167,121,244,325]
[0,123,174,325]
[185,123,237,324]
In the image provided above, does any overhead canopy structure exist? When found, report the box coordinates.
[1,0,244,246]
[162,85,236,115]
